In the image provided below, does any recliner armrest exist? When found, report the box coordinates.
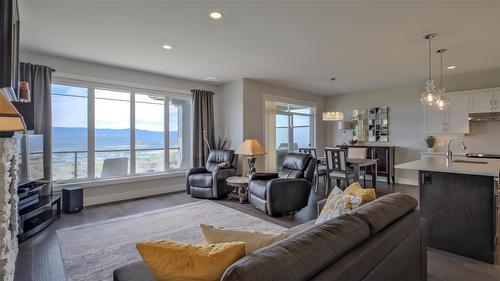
[213,168,237,180]
[249,172,279,182]
[266,178,312,216]
[187,167,208,176]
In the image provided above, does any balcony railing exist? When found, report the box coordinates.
[52,147,181,182]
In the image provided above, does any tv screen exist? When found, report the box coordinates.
[17,133,44,184]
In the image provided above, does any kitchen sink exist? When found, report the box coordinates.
[452,159,488,164]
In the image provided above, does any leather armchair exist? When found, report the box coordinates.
[248,152,316,217]
[186,150,238,199]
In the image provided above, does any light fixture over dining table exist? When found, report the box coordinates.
[322,77,344,121]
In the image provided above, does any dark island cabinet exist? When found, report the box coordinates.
[419,170,497,263]
[339,145,395,184]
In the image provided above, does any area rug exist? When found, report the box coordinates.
[56,201,287,281]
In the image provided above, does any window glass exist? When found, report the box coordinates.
[51,84,88,181]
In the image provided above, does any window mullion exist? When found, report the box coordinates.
[164,98,170,171]
[130,93,136,175]
[88,86,95,180]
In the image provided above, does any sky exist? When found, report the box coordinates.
[52,84,181,132]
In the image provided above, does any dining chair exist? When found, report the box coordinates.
[298,147,328,192]
[324,147,354,194]
[347,147,369,187]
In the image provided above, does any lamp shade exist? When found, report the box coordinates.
[235,139,266,156]
[322,112,344,121]
[337,121,353,130]
[0,89,26,133]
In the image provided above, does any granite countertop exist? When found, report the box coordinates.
[395,157,500,177]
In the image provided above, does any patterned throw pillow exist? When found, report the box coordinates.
[315,186,362,224]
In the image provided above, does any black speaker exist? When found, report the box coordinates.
[62,186,83,213]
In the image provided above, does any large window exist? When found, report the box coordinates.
[265,100,315,171]
[51,81,191,182]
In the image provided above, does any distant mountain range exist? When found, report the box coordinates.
[53,127,178,151]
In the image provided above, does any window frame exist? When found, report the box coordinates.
[51,77,192,184]
[275,102,315,150]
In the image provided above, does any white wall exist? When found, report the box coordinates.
[20,50,215,206]
[242,79,328,171]
[327,68,500,185]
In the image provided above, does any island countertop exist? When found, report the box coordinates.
[395,157,500,177]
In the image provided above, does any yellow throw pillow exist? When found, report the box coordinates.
[200,224,287,253]
[136,240,246,281]
[345,182,376,205]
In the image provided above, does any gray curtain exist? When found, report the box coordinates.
[192,89,215,167]
[19,63,53,180]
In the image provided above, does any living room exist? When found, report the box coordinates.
[0,1,499,281]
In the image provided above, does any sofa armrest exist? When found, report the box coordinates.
[249,172,279,182]
[186,167,208,194]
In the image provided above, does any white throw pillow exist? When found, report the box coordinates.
[200,224,287,254]
[316,186,362,224]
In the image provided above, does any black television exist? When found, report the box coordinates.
[17,133,44,185]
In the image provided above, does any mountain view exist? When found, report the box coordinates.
[53,127,178,151]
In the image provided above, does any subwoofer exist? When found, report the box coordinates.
[62,186,83,213]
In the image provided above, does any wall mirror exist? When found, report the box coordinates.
[352,107,388,142]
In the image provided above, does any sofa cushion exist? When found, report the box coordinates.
[349,192,418,235]
[316,186,362,224]
[188,173,213,188]
[249,180,267,199]
[221,214,370,281]
[113,260,157,281]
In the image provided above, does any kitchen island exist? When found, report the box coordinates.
[396,157,500,263]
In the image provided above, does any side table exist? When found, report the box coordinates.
[226,176,249,203]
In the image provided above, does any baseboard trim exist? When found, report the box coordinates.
[83,184,185,206]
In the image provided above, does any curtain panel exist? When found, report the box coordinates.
[19,62,53,180]
[191,89,215,167]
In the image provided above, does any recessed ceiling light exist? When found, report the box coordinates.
[447,65,456,70]
[202,76,217,81]
[210,11,222,19]
[162,44,173,50]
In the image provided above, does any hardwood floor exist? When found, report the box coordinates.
[14,181,500,281]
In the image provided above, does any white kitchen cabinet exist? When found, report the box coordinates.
[469,90,494,113]
[424,93,469,134]
[446,93,470,134]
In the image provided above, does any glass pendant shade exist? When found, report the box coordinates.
[435,91,450,111]
[420,80,440,107]
[322,111,344,121]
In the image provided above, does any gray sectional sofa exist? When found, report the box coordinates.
[113,193,427,281]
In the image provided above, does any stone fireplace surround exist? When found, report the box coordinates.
[0,137,19,281]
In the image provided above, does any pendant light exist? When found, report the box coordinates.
[322,77,344,121]
[435,48,450,111]
[420,33,440,107]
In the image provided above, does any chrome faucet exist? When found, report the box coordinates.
[445,137,467,162]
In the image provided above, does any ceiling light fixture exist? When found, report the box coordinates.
[162,44,173,50]
[420,33,439,108]
[202,76,217,81]
[435,48,450,111]
[210,11,222,19]
[322,78,344,121]
[447,65,456,70]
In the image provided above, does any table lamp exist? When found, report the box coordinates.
[0,88,26,136]
[235,139,266,175]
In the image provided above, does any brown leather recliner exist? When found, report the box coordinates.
[186,150,238,199]
[248,152,316,217]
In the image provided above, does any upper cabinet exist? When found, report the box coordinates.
[424,93,469,134]
[469,90,495,113]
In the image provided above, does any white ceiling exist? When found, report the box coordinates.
[19,0,500,95]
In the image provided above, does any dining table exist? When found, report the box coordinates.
[318,157,378,188]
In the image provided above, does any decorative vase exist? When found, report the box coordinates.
[426,147,434,152]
